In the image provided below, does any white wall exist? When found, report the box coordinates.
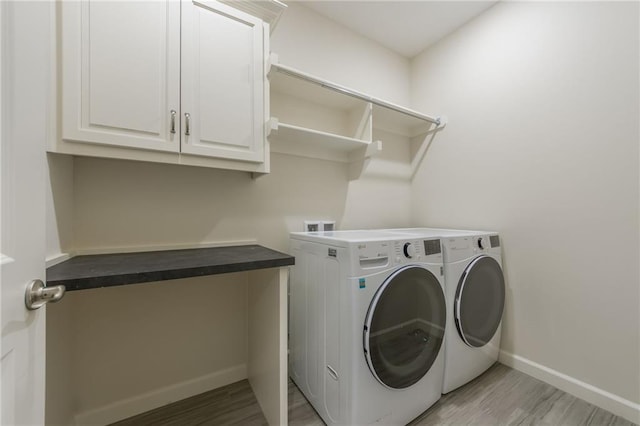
[46,154,74,261]
[71,274,248,424]
[410,0,639,419]
[271,2,411,106]
[46,4,413,424]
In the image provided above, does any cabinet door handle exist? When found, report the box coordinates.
[170,110,176,134]
[185,113,191,136]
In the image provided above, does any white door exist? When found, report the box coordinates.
[181,0,265,163]
[61,0,181,152]
[1,2,49,424]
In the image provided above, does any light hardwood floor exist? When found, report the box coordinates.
[408,364,636,426]
[111,363,637,425]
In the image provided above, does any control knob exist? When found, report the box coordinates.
[403,242,416,258]
[477,237,486,250]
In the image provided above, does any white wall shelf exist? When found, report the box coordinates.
[275,123,365,152]
[270,62,441,127]
[268,58,378,165]
[267,56,446,177]
[269,120,381,163]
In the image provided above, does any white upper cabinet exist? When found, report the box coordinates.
[181,0,265,162]
[56,0,279,172]
[61,1,181,152]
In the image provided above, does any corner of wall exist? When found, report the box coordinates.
[46,152,74,263]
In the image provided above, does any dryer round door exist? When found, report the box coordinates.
[454,255,505,348]
[363,265,446,389]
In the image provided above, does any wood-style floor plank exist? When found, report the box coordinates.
[288,379,324,426]
[409,364,637,426]
[110,380,268,426]
[110,363,637,426]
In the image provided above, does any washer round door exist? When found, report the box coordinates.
[454,255,505,348]
[363,266,446,389]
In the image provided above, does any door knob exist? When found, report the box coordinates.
[25,279,65,310]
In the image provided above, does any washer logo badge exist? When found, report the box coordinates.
[359,278,366,289]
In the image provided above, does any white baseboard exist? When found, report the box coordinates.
[73,364,247,426]
[499,350,640,424]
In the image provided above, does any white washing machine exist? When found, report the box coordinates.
[289,230,446,425]
[389,228,506,394]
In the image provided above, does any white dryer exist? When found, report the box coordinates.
[289,230,446,425]
[389,228,506,394]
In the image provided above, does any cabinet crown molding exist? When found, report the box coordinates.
[219,0,287,31]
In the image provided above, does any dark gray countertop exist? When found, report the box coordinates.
[46,245,295,291]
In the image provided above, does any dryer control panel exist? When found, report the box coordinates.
[442,234,502,262]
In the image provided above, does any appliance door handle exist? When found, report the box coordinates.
[327,365,339,381]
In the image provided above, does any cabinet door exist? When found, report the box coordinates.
[181,0,265,162]
[61,1,180,152]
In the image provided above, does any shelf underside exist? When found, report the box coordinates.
[272,122,368,151]
[270,70,362,110]
[269,122,377,163]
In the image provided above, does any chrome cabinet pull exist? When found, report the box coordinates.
[170,110,176,134]
[185,113,191,136]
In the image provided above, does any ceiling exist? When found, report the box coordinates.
[297,1,498,58]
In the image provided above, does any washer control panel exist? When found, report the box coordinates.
[423,238,442,256]
[355,242,392,271]
[403,242,416,258]
[477,237,487,250]
[351,238,444,274]
[394,239,442,263]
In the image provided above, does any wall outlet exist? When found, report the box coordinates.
[304,220,336,232]
[321,221,336,231]
[304,221,321,232]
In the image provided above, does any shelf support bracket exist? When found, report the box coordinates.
[351,103,373,142]
[266,117,279,138]
[348,140,382,180]
[365,140,382,159]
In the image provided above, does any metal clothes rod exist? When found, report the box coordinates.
[271,63,441,126]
